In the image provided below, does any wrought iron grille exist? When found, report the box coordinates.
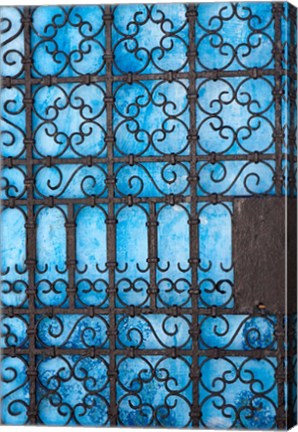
[0,2,297,429]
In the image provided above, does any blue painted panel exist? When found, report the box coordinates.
[0,7,24,77]
[198,202,233,308]
[197,160,276,196]
[37,355,109,426]
[75,205,108,307]
[199,357,277,429]
[199,315,276,350]
[196,3,275,71]
[116,314,191,349]
[1,86,26,158]
[34,164,108,199]
[117,356,192,427]
[197,77,275,155]
[115,162,190,197]
[1,166,27,200]
[157,204,191,307]
[1,207,28,307]
[32,83,106,158]
[1,316,29,348]
[113,80,189,156]
[112,4,189,75]
[31,6,106,77]
[35,206,68,307]
[116,204,149,307]
[36,314,109,349]
[0,356,30,425]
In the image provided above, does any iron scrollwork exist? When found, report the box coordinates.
[0,2,297,429]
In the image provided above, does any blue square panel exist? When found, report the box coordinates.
[117,355,192,427]
[31,6,106,77]
[199,357,278,429]
[196,3,275,71]
[196,76,275,155]
[113,80,189,156]
[32,83,107,158]
[0,2,296,429]
[112,4,189,75]
[37,355,110,426]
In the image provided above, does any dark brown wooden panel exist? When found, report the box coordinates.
[233,197,289,314]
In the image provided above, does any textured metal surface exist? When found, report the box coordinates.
[0,2,297,429]
[233,197,285,314]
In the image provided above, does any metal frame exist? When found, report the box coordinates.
[1,3,297,428]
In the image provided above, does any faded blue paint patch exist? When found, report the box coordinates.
[117,356,192,427]
[116,204,150,307]
[33,164,108,199]
[1,86,26,159]
[199,315,276,350]
[31,6,106,77]
[115,161,190,197]
[35,206,68,307]
[0,7,24,78]
[197,160,276,196]
[37,355,109,426]
[196,3,275,71]
[198,202,234,308]
[112,4,189,75]
[157,203,191,307]
[0,356,30,425]
[113,80,189,156]
[116,314,191,349]
[197,76,275,155]
[199,357,277,429]
[36,314,109,349]
[32,83,106,158]
[75,205,109,308]
[1,207,28,307]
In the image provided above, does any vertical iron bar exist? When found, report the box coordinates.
[103,5,118,426]
[66,204,76,309]
[148,201,158,310]
[22,6,37,425]
[288,5,297,199]
[186,4,200,427]
[273,2,285,197]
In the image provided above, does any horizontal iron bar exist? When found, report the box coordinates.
[2,68,293,89]
[1,305,275,316]
[2,194,275,207]
[1,347,279,358]
[2,153,281,167]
